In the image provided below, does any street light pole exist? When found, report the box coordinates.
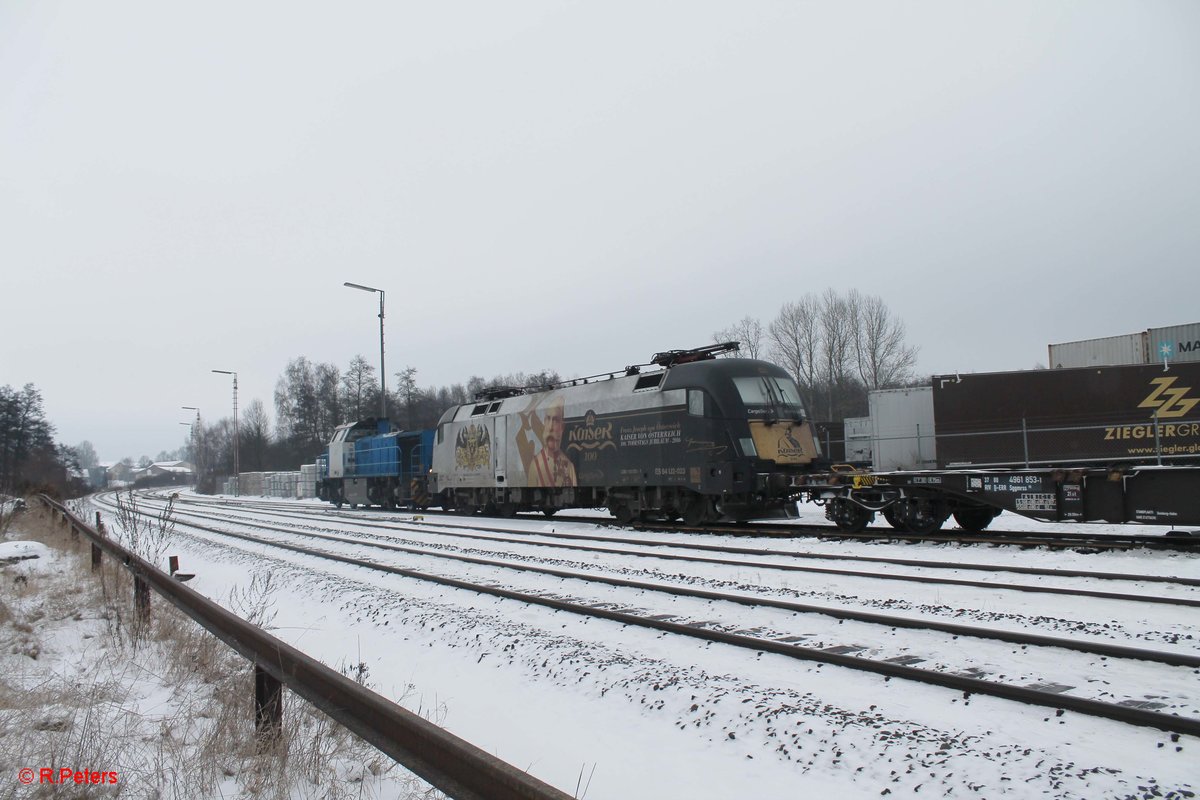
[181,406,200,486]
[343,281,387,420]
[179,422,195,485]
[211,370,239,495]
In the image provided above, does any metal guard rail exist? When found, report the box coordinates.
[37,495,573,800]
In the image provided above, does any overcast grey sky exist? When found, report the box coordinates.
[3,1,1198,462]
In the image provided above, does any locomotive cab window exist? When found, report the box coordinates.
[733,376,806,419]
[471,404,488,416]
[488,401,502,413]
[688,389,708,417]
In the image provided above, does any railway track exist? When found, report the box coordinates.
[96,492,1200,739]
[158,491,1200,551]
[159,492,1200,598]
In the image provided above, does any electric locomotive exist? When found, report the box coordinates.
[429,343,821,523]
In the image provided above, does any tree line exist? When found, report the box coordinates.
[180,289,919,487]
[183,360,561,490]
[2,290,917,494]
[0,383,89,498]
[714,289,920,422]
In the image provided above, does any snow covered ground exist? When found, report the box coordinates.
[15,493,1200,798]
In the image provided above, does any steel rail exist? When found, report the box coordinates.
[139,504,1200,737]
[142,502,1200,669]
[133,496,1200,608]
[164,492,1200,587]
[38,496,573,800]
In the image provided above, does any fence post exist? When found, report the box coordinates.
[134,576,151,619]
[1022,417,1030,468]
[254,664,284,747]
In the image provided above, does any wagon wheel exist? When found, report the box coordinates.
[888,498,947,534]
[953,506,1000,533]
[881,505,903,530]
[827,498,871,533]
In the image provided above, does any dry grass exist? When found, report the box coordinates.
[0,505,443,800]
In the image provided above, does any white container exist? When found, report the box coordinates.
[868,387,936,471]
[1148,323,1200,364]
[1048,332,1148,369]
[843,416,872,464]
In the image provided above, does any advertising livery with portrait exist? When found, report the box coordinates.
[429,343,820,524]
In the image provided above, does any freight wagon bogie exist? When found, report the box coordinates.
[812,465,1200,532]
[818,485,1000,534]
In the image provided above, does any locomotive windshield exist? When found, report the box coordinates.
[733,376,806,420]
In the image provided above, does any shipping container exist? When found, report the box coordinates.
[844,416,872,464]
[1047,332,1147,369]
[1148,323,1200,365]
[868,387,936,471]
[931,362,1200,468]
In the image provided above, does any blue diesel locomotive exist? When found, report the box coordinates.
[316,419,434,509]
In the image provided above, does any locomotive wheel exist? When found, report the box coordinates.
[827,498,871,533]
[542,508,557,518]
[682,497,713,528]
[609,502,634,526]
[497,502,518,518]
[953,506,1000,533]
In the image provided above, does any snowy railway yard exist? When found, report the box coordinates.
[62,492,1200,797]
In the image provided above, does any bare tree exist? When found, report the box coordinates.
[394,366,418,428]
[713,316,765,359]
[73,440,99,470]
[341,355,377,421]
[849,290,919,389]
[817,289,856,420]
[240,399,272,471]
[767,296,821,404]
[767,290,918,421]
